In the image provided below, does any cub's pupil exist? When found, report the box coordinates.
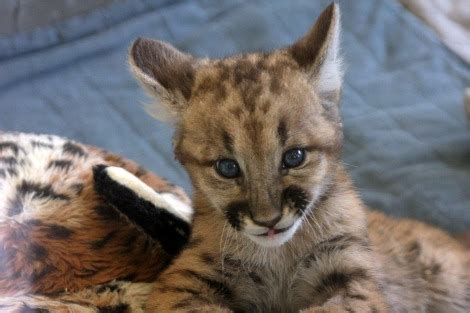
[216,159,240,178]
[283,148,305,168]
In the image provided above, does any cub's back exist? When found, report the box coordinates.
[368,210,469,312]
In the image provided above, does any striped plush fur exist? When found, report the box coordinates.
[0,132,192,312]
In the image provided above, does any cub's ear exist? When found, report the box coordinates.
[93,165,193,256]
[129,38,198,122]
[288,3,342,103]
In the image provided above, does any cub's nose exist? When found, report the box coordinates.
[252,214,282,228]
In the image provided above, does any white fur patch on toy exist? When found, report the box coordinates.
[105,166,193,223]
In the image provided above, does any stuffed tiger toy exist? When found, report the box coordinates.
[0,131,192,312]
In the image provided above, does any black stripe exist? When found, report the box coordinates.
[7,194,23,216]
[31,140,54,149]
[91,231,117,250]
[0,142,19,155]
[17,180,70,201]
[94,204,121,221]
[63,142,86,157]
[172,298,195,310]
[27,244,48,260]
[347,293,368,301]
[248,271,263,284]
[159,285,203,297]
[30,265,55,283]
[47,159,73,171]
[186,236,204,249]
[316,269,369,295]
[316,234,370,253]
[222,131,234,153]
[1,167,18,177]
[96,283,120,294]
[97,304,129,313]
[19,304,50,313]
[277,118,288,146]
[182,269,232,299]
[118,272,137,281]
[76,267,102,278]
[45,224,74,239]
[200,252,215,264]
[0,156,17,166]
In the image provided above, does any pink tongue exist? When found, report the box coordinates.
[267,229,275,238]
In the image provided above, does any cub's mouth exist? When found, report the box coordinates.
[255,225,292,237]
[244,216,303,248]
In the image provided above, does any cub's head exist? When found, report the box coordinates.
[129,3,343,247]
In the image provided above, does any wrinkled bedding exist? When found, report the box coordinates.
[0,0,469,232]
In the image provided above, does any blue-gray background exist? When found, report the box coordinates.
[1,0,469,232]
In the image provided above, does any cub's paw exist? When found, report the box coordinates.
[93,165,193,255]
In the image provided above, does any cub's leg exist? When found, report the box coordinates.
[145,235,232,312]
[297,234,389,313]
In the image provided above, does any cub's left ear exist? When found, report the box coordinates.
[93,165,193,256]
[129,38,199,122]
[289,3,342,103]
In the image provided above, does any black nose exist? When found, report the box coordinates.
[252,215,282,228]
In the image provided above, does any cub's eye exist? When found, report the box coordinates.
[215,159,241,178]
[282,148,306,169]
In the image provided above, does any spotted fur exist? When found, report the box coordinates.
[130,3,469,312]
[0,131,192,311]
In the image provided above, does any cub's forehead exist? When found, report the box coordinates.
[190,52,305,107]
[178,53,332,155]
[185,52,321,126]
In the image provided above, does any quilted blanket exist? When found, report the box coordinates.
[0,0,469,232]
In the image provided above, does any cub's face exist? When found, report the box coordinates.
[130,3,343,247]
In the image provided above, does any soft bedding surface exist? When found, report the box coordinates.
[0,0,469,232]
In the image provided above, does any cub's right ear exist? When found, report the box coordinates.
[129,38,199,122]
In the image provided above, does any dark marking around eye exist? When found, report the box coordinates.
[222,131,233,153]
[277,118,288,146]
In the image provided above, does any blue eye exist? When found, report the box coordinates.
[282,148,305,168]
[216,159,241,178]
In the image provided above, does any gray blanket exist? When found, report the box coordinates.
[1,0,469,232]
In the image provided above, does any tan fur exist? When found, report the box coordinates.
[130,3,469,312]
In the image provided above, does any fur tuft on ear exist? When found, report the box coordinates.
[129,38,198,122]
[289,3,342,103]
[93,165,193,256]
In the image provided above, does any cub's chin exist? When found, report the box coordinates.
[245,219,302,248]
